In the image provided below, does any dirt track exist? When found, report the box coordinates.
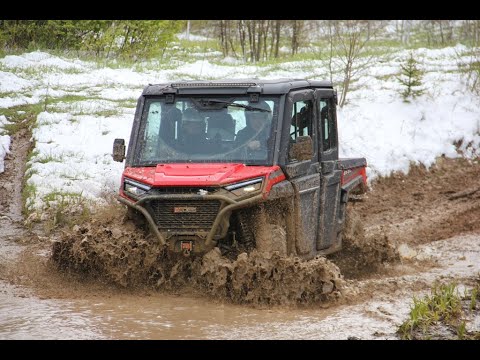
[357,156,480,248]
[1,127,479,338]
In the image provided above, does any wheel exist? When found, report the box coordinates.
[124,207,146,228]
[253,205,287,256]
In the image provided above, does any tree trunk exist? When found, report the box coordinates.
[274,20,281,58]
[291,20,298,56]
[238,20,246,62]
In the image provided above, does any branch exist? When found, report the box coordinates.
[448,186,480,200]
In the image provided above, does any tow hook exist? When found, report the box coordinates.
[181,241,193,256]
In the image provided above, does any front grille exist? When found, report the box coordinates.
[148,200,220,230]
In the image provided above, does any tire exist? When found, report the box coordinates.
[253,204,288,256]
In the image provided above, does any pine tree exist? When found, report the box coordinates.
[398,52,425,102]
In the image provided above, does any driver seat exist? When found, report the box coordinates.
[207,113,235,140]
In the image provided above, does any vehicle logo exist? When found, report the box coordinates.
[173,206,197,213]
[197,189,208,195]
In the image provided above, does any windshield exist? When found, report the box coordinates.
[133,96,279,166]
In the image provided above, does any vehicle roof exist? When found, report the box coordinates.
[142,79,333,96]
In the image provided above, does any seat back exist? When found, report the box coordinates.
[160,106,182,144]
[207,113,235,140]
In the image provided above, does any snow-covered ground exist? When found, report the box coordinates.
[0,115,11,173]
[0,45,479,212]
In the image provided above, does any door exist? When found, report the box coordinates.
[283,90,320,257]
[314,90,342,251]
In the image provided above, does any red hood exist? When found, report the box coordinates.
[123,163,280,187]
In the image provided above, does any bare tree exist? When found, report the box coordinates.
[218,20,229,57]
[401,20,412,45]
[211,19,290,63]
[291,20,304,56]
[186,20,190,41]
[274,20,281,58]
[323,20,387,107]
[458,20,480,95]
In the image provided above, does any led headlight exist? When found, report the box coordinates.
[225,177,263,196]
[124,178,151,197]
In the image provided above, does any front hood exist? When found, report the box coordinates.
[123,163,279,187]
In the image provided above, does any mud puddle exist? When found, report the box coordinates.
[0,281,105,340]
[50,210,345,306]
[2,231,478,339]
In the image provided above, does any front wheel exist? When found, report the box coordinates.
[253,204,287,256]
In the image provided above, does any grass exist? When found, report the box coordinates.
[59,171,90,181]
[398,282,480,340]
[46,94,94,105]
[92,109,122,117]
[40,190,92,233]
[0,91,18,99]
[113,99,137,109]
[0,103,43,135]
[22,182,37,213]
[36,154,64,164]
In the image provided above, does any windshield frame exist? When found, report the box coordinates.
[129,95,280,167]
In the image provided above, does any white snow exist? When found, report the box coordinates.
[176,32,210,41]
[0,115,11,173]
[0,46,479,211]
[0,71,34,92]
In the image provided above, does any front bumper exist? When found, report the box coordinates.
[117,192,263,253]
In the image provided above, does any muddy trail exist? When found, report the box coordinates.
[1,123,480,338]
[331,156,480,279]
[0,129,31,265]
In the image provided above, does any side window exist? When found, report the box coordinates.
[288,100,314,163]
[290,100,313,140]
[319,98,337,152]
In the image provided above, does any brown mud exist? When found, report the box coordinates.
[330,156,480,280]
[50,208,343,306]
[0,129,31,260]
[356,156,480,247]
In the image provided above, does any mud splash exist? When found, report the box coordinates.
[329,206,399,279]
[51,208,344,306]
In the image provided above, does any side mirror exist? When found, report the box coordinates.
[112,138,126,162]
[289,135,313,162]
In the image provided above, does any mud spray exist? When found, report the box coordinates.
[329,204,399,279]
[50,203,400,306]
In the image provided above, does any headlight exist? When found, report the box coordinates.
[225,177,263,196]
[124,178,151,197]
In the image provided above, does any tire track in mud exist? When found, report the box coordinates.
[0,128,32,265]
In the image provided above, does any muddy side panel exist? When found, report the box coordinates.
[317,168,341,250]
[290,174,320,257]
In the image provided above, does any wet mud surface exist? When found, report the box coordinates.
[51,213,344,306]
[1,126,480,338]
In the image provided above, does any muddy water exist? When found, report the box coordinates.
[0,279,396,340]
[68,294,403,340]
[0,282,104,339]
[1,232,479,340]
